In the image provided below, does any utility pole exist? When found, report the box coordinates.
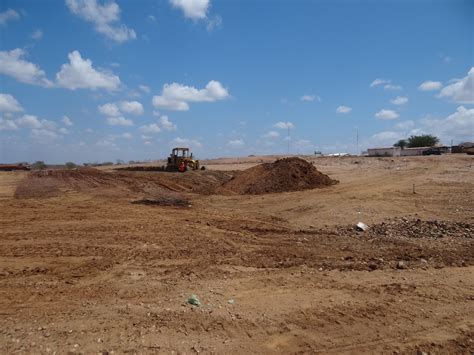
[356,127,359,156]
[287,126,290,155]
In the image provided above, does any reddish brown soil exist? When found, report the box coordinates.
[1,155,473,354]
[221,157,337,194]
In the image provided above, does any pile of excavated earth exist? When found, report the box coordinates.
[220,157,337,194]
[14,158,337,199]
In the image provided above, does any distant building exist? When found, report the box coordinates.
[400,147,429,156]
[367,147,401,157]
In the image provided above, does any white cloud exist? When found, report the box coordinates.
[99,100,143,117]
[336,105,352,114]
[422,106,474,142]
[206,15,222,32]
[300,95,320,102]
[66,0,136,43]
[119,101,143,115]
[139,84,150,93]
[0,9,20,26]
[0,93,23,112]
[121,132,132,139]
[227,139,244,147]
[262,131,279,139]
[152,80,229,111]
[170,0,209,20]
[171,137,202,148]
[56,50,121,90]
[274,121,294,129]
[31,29,43,40]
[0,49,53,87]
[0,118,18,131]
[370,131,404,146]
[96,137,116,147]
[159,115,177,131]
[391,96,408,105]
[98,102,120,116]
[375,109,399,120]
[31,128,59,141]
[384,84,402,91]
[438,67,474,104]
[370,78,390,87]
[15,115,57,131]
[394,120,415,130]
[418,81,442,91]
[106,116,133,126]
[140,123,161,133]
[141,134,151,140]
[16,115,43,129]
[62,116,73,126]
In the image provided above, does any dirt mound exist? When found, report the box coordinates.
[14,168,234,199]
[221,157,337,195]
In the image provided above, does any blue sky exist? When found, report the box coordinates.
[0,0,473,163]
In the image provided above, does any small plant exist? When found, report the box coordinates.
[65,162,77,169]
[31,161,47,170]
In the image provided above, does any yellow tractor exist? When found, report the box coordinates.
[166,147,200,172]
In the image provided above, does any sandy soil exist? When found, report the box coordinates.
[0,155,473,354]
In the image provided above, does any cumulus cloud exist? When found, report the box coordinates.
[31,128,59,141]
[421,106,474,142]
[171,137,202,148]
[391,96,408,105]
[152,80,229,111]
[394,120,415,130]
[274,121,294,129]
[170,0,209,20]
[384,84,402,91]
[16,114,56,130]
[66,0,136,43]
[0,49,53,87]
[56,50,121,90]
[62,116,73,126]
[159,115,177,131]
[262,131,279,139]
[0,118,18,131]
[31,29,43,40]
[370,78,389,87]
[206,15,222,32]
[0,93,23,112]
[0,9,20,26]
[418,81,442,91]
[438,67,474,104]
[300,95,320,102]
[370,131,404,146]
[139,84,150,93]
[336,105,352,114]
[98,101,143,116]
[227,139,244,147]
[139,123,161,133]
[375,109,399,120]
[106,116,133,126]
[119,101,143,115]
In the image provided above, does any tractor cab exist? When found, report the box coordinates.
[166,147,200,172]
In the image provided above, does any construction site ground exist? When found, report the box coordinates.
[0,155,473,354]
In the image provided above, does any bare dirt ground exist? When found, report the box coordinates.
[0,155,473,354]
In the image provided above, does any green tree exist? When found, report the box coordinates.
[31,161,47,170]
[65,162,77,169]
[393,139,407,149]
[407,135,440,148]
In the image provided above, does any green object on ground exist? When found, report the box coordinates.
[187,294,201,306]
